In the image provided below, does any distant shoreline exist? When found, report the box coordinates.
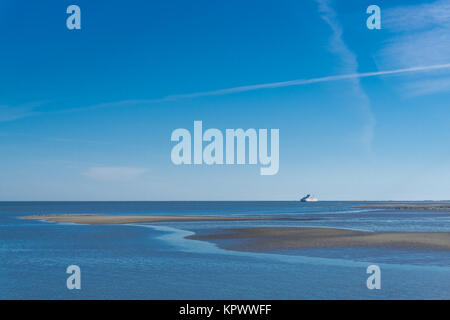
[7,201,450,211]
[355,202,450,211]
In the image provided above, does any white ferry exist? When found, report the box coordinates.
[300,194,318,202]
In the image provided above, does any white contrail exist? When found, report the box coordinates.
[165,63,450,100]
[56,62,450,117]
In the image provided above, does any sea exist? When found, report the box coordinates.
[1,201,449,299]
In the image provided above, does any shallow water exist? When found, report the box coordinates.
[0,201,449,299]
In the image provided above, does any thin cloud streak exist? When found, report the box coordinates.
[54,63,450,117]
[0,102,44,122]
[5,64,450,120]
[72,63,450,111]
[167,63,450,100]
[315,0,375,150]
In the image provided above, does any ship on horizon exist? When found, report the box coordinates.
[300,194,318,202]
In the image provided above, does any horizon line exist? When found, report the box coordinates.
[1,200,449,202]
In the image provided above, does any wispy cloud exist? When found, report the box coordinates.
[0,102,43,122]
[315,0,375,149]
[164,64,450,98]
[83,166,148,181]
[378,0,450,96]
[383,0,450,32]
[55,63,450,117]
[3,63,450,123]
[406,75,450,97]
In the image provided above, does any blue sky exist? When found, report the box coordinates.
[1,0,450,200]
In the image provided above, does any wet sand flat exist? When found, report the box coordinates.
[22,214,272,225]
[188,227,450,251]
[23,214,450,252]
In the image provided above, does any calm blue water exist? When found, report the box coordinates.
[1,201,449,299]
